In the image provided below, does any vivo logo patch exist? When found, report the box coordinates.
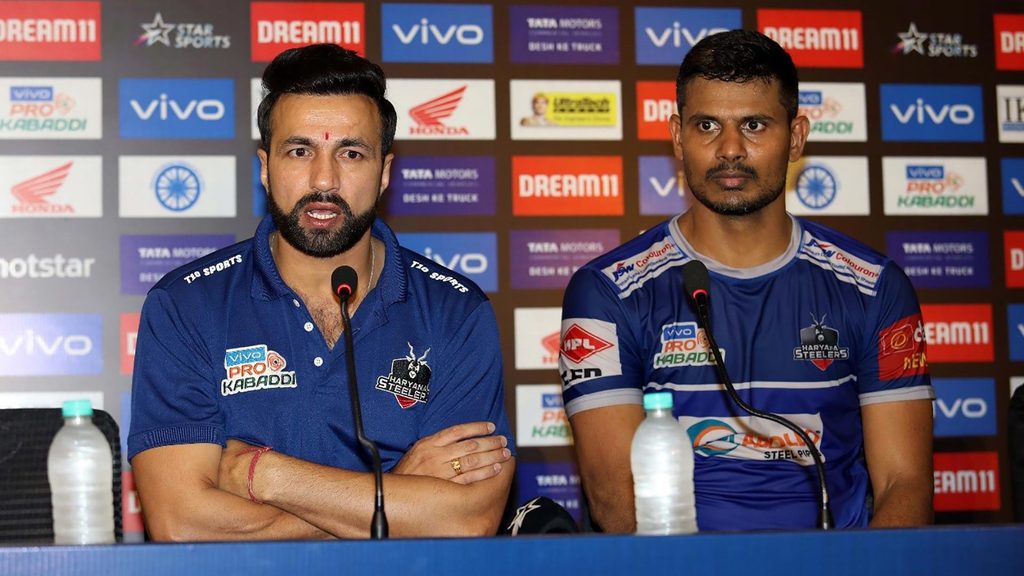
[119,78,235,139]
[0,313,102,375]
[880,84,983,142]
[932,378,996,437]
[634,8,740,65]
[382,3,492,63]
[399,232,497,292]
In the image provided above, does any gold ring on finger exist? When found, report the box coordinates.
[450,457,463,475]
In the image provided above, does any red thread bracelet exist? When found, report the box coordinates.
[245,446,273,504]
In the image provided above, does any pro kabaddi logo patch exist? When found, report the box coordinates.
[376,343,432,409]
[221,344,296,396]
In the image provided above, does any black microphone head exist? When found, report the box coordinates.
[504,497,579,536]
[681,259,710,303]
[331,265,359,300]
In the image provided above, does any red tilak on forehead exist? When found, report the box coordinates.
[324,132,330,141]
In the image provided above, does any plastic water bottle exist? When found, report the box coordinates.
[631,391,697,534]
[47,399,115,544]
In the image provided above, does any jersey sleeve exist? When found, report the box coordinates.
[559,266,645,418]
[416,300,516,455]
[127,288,224,461]
[857,262,934,406]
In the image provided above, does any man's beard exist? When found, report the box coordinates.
[267,187,377,258]
[685,162,785,217]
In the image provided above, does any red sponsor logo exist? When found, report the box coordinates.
[636,81,675,141]
[120,313,140,375]
[1004,230,1024,287]
[560,324,612,364]
[0,1,100,61]
[758,9,863,69]
[513,156,623,216]
[877,314,928,380]
[933,452,1000,511]
[122,470,145,534]
[251,2,364,62]
[541,331,560,366]
[10,161,75,215]
[408,85,469,136]
[995,14,1024,70]
[920,304,993,363]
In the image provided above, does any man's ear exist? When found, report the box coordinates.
[669,114,684,161]
[788,115,810,163]
[378,152,394,198]
[257,148,270,193]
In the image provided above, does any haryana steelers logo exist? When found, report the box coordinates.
[153,163,202,212]
[795,164,837,210]
[686,419,741,457]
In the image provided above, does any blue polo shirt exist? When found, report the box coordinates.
[128,215,513,472]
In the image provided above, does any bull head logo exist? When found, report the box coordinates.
[406,343,431,380]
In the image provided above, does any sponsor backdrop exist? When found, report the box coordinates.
[0,0,1021,535]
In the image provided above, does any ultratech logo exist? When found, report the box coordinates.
[759,9,863,68]
[653,321,722,368]
[995,14,1024,70]
[882,157,987,215]
[636,81,674,141]
[893,22,977,58]
[382,3,492,63]
[0,253,95,279]
[0,1,100,61]
[877,313,928,380]
[221,344,296,396]
[921,304,992,363]
[377,343,432,409]
[135,12,230,49]
[510,79,622,141]
[513,156,623,216]
[793,314,849,371]
[933,452,1000,511]
[251,2,364,61]
[682,414,824,466]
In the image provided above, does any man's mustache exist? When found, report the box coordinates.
[706,163,758,179]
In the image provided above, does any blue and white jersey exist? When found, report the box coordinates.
[128,215,514,471]
[560,215,931,530]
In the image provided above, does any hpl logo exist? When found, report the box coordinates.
[932,378,995,437]
[120,78,234,139]
[382,3,492,63]
[399,232,497,292]
[880,84,983,142]
[0,313,102,376]
[634,8,740,65]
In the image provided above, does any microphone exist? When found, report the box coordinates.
[331,265,388,539]
[680,259,833,530]
[504,497,579,536]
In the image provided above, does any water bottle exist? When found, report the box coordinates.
[47,399,115,544]
[631,391,697,534]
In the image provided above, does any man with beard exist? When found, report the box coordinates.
[559,30,933,531]
[129,44,514,540]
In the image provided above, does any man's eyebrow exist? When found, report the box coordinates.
[336,137,373,150]
[279,135,314,147]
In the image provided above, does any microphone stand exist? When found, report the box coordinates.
[338,291,389,539]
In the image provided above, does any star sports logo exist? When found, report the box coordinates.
[409,85,466,132]
[134,12,231,49]
[893,22,977,58]
[560,323,612,364]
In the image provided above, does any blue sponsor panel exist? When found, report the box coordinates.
[635,7,741,65]
[0,313,102,376]
[1009,304,1024,362]
[508,5,619,64]
[1002,158,1024,215]
[509,229,619,290]
[120,234,235,294]
[382,3,493,63]
[387,156,496,216]
[515,461,582,524]
[638,155,688,215]
[253,155,267,216]
[119,78,235,139]
[880,84,983,142]
[398,232,498,292]
[932,378,996,437]
[886,231,989,289]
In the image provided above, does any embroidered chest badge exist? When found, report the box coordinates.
[376,343,432,409]
[221,344,297,396]
[793,314,850,371]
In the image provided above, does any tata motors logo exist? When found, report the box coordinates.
[120,234,234,294]
[382,3,492,63]
[759,9,863,68]
[516,385,573,447]
[120,78,234,140]
[634,7,739,65]
[933,452,1000,511]
[386,155,496,216]
[893,22,977,58]
[390,79,495,140]
[0,1,100,61]
[398,232,497,293]
[932,379,995,437]
[785,156,869,216]
[135,12,231,49]
[0,155,102,218]
[920,304,993,363]
[510,80,622,141]
[513,156,623,216]
[0,313,102,376]
[995,14,1024,70]
[882,157,987,215]
[798,83,866,142]
[119,156,236,218]
[880,84,983,142]
[1003,158,1024,214]
[997,85,1024,143]
[0,77,102,139]
[251,2,364,61]
[509,229,619,290]
[887,231,989,289]
[509,5,618,65]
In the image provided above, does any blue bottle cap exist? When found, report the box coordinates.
[642,392,673,411]
[61,399,94,417]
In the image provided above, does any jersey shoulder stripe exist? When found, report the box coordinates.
[796,218,888,297]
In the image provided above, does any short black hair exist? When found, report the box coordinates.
[676,30,799,121]
[257,43,397,155]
